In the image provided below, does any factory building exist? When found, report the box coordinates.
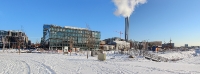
[42,24,101,50]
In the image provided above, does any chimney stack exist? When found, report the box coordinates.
[125,17,129,42]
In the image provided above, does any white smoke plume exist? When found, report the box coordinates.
[112,0,147,17]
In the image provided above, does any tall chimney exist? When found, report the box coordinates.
[125,17,129,42]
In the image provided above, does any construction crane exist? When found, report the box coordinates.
[115,31,123,39]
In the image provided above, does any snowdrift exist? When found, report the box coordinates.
[158,50,195,61]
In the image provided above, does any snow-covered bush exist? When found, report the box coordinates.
[194,49,200,56]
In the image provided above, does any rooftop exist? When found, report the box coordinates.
[64,26,88,30]
[0,30,23,32]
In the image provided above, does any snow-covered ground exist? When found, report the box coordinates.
[0,49,200,74]
[153,50,195,61]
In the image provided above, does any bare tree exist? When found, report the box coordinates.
[90,35,95,56]
[86,35,90,59]
[142,40,148,56]
[7,36,11,50]
[69,37,73,56]
[85,24,96,58]
[2,36,9,52]
[15,32,24,55]
[2,36,6,52]
[86,31,93,59]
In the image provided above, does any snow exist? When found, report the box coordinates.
[157,50,195,60]
[194,49,200,56]
[0,49,200,74]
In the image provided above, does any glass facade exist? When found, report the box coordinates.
[42,24,101,50]
[0,30,7,36]
[0,30,7,47]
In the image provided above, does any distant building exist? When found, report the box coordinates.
[103,37,123,44]
[162,43,175,49]
[185,44,188,48]
[191,46,200,48]
[112,41,130,50]
[28,40,31,48]
[41,24,101,50]
[0,30,7,48]
[28,40,31,46]
[148,41,162,46]
[100,41,106,45]
[146,41,162,50]
[0,36,3,48]
[0,30,28,48]
[100,37,130,51]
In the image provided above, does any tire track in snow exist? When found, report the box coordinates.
[0,57,30,74]
[50,55,77,73]
[85,61,106,74]
[12,59,30,74]
[76,67,82,74]
[0,58,9,74]
[30,59,56,74]
[50,55,97,74]
[21,61,31,74]
[106,61,136,74]
[55,56,100,74]
[17,55,56,74]
[1,57,9,74]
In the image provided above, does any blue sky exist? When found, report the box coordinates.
[0,0,200,46]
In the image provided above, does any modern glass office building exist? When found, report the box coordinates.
[42,24,101,50]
